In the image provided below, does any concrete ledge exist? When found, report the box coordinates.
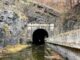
[47,29,80,49]
[47,44,80,60]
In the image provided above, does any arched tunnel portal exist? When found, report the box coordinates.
[32,29,48,45]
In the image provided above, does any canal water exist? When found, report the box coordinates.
[0,44,64,60]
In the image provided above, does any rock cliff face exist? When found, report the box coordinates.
[63,3,80,32]
[1,0,80,46]
[0,10,28,46]
[0,0,61,46]
[34,0,79,13]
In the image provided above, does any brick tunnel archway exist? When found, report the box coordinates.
[32,29,48,45]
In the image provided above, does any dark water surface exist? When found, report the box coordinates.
[0,44,64,60]
[0,45,45,60]
[32,45,45,60]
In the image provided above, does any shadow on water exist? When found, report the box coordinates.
[32,44,45,60]
[0,44,45,60]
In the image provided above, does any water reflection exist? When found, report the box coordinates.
[32,44,45,60]
[0,44,45,60]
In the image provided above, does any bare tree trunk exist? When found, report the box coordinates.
[77,0,80,4]
[72,0,75,6]
[70,0,73,8]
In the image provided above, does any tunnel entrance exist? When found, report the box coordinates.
[32,29,48,45]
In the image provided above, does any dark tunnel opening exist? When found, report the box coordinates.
[32,29,48,45]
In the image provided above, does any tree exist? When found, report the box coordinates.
[70,0,73,8]
[77,0,79,4]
